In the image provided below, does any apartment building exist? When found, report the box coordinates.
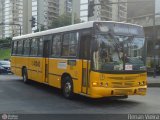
[0,0,23,37]
[59,0,80,19]
[82,0,127,22]
[80,0,88,22]
[127,0,160,69]
[32,0,59,31]
[0,0,3,38]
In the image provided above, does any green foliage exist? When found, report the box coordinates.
[50,13,81,29]
[34,25,46,33]
[0,37,11,44]
[0,49,11,60]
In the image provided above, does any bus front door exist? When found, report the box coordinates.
[80,30,91,94]
[82,60,90,94]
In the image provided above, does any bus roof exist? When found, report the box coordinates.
[12,21,143,40]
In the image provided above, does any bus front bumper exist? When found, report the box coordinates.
[89,86,147,98]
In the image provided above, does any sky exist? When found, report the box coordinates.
[156,0,160,13]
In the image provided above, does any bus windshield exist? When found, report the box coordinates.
[92,33,146,72]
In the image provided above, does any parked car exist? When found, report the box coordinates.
[0,60,11,74]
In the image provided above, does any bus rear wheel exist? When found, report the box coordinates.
[22,68,29,83]
[62,77,74,99]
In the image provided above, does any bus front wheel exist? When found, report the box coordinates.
[22,68,29,83]
[62,77,74,99]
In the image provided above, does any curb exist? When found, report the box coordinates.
[147,83,160,87]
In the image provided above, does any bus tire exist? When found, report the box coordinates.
[22,68,29,83]
[62,76,74,99]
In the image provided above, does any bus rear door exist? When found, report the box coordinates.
[43,36,52,84]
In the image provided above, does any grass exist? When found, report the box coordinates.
[0,49,11,60]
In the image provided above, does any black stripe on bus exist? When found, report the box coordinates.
[27,69,42,73]
[11,66,21,69]
[11,66,42,73]
[92,70,146,74]
[48,73,78,80]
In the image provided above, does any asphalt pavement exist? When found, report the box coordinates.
[0,74,159,114]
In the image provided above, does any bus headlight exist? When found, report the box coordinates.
[141,81,145,85]
[92,82,98,87]
[138,81,145,86]
[106,83,108,87]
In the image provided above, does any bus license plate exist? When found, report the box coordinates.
[115,90,128,95]
[138,88,146,92]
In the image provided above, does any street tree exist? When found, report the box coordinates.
[50,13,81,29]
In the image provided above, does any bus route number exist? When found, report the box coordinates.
[32,61,40,67]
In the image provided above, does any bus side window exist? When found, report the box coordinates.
[12,41,18,55]
[17,40,23,55]
[51,34,61,57]
[23,39,30,56]
[43,35,52,57]
[62,32,78,57]
[69,32,78,56]
[37,38,43,57]
[80,30,91,59]
[30,38,38,56]
[62,33,70,56]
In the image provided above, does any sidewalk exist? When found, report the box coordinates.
[147,76,160,87]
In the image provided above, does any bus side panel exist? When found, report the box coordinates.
[11,56,17,75]
[48,59,83,94]
[27,57,44,83]
[11,56,29,77]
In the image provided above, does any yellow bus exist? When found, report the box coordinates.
[11,21,147,99]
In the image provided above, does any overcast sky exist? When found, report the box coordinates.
[156,0,160,13]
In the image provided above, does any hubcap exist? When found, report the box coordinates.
[64,82,71,97]
[23,72,27,82]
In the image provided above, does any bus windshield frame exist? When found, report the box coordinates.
[92,22,146,73]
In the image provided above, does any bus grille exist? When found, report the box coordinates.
[109,76,138,80]
[111,82,136,88]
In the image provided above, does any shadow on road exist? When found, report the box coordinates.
[19,80,141,108]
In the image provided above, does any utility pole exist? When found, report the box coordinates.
[117,0,120,22]
[153,0,156,78]
[71,0,74,25]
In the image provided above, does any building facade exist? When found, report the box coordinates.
[0,0,23,38]
[80,0,88,22]
[59,0,80,21]
[127,0,160,71]
[0,0,3,38]
[23,0,32,35]
[32,0,59,32]
[82,0,127,22]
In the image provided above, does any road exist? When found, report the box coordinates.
[0,74,160,115]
